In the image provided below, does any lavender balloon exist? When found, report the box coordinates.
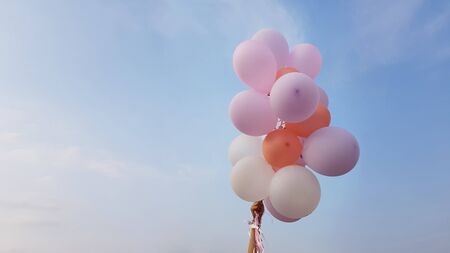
[229,90,277,136]
[317,86,329,107]
[303,127,360,176]
[233,40,277,94]
[288,43,322,79]
[252,29,289,69]
[270,72,319,122]
[264,198,300,223]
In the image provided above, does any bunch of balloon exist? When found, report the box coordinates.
[229,29,360,223]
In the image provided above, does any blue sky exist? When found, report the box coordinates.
[0,0,449,252]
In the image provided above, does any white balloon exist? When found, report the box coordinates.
[231,156,274,202]
[228,134,263,166]
[269,165,321,219]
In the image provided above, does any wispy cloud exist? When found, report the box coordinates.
[0,137,127,178]
[424,7,450,35]
[423,4,450,62]
[0,132,20,144]
[114,0,305,43]
[0,199,59,211]
[0,1,296,251]
[86,159,125,178]
[352,0,424,66]
[0,198,61,228]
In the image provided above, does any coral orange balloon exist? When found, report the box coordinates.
[275,67,298,80]
[263,129,302,170]
[286,104,331,137]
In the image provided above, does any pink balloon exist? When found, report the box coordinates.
[229,90,277,136]
[252,29,289,69]
[288,43,322,79]
[303,127,360,176]
[317,86,329,107]
[233,40,277,94]
[270,72,319,122]
[264,198,300,223]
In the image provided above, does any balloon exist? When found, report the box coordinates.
[285,104,331,137]
[269,165,321,219]
[263,129,302,170]
[252,29,289,69]
[295,137,306,166]
[270,72,319,122]
[288,43,322,79]
[233,40,277,94]
[230,156,274,202]
[298,136,305,145]
[229,90,277,136]
[275,67,298,81]
[296,155,306,166]
[317,86,329,107]
[303,127,360,176]
[228,134,263,166]
[264,198,300,222]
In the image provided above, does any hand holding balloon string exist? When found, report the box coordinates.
[248,201,264,253]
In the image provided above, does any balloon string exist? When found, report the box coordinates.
[276,118,286,129]
[275,119,286,129]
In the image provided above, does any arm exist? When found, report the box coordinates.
[247,227,255,253]
[248,201,264,253]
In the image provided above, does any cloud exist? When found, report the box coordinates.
[86,159,125,178]
[423,5,450,62]
[352,0,424,66]
[0,106,128,178]
[0,193,62,229]
[0,138,123,177]
[120,0,304,43]
[341,0,450,76]
[0,1,300,252]
[0,106,131,242]
[0,108,29,129]
[0,199,59,211]
[424,4,450,35]
[0,202,61,228]
[0,213,60,227]
[0,132,20,145]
